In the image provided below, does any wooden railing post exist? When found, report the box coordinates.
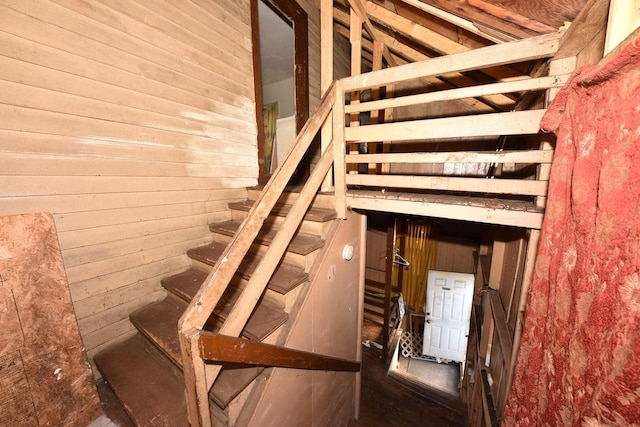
[180,328,211,427]
[333,82,347,219]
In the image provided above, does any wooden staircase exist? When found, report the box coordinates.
[93,29,570,426]
[95,189,339,426]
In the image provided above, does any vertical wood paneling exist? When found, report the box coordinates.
[0,0,257,363]
[296,0,322,110]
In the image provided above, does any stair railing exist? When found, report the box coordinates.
[178,31,571,426]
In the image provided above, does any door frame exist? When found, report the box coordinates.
[251,0,309,184]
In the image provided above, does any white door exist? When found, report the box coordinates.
[423,270,475,362]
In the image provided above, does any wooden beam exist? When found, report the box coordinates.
[424,0,553,39]
[345,174,548,196]
[394,0,515,43]
[554,0,610,61]
[349,8,363,173]
[346,191,544,228]
[346,150,554,164]
[335,6,504,112]
[341,32,562,91]
[480,369,500,427]
[488,289,513,371]
[333,84,347,218]
[200,333,361,371]
[345,75,569,114]
[365,1,468,56]
[345,110,546,142]
[345,0,397,66]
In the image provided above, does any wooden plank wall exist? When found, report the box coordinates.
[0,0,259,371]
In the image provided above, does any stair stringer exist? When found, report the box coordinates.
[235,209,366,427]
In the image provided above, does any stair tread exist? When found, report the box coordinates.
[210,220,324,255]
[160,270,289,341]
[187,245,307,294]
[94,335,190,427]
[228,200,336,222]
[129,297,271,408]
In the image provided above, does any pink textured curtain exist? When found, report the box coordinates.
[504,37,640,426]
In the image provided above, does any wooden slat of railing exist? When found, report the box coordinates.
[344,74,570,114]
[200,333,360,372]
[346,150,554,164]
[345,174,548,196]
[345,110,546,143]
[341,31,563,91]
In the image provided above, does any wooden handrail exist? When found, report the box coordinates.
[340,32,562,91]
[344,74,570,114]
[200,333,361,372]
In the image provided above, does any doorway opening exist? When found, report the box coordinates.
[363,213,481,406]
[251,0,308,185]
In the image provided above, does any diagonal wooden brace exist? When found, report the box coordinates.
[200,333,361,372]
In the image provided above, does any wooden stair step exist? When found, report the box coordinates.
[364,278,386,292]
[129,297,267,409]
[94,334,192,426]
[160,270,289,341]
[364,293,385,309]
[210,220,324,256]
[187,245,307,294]
[247,187,336,210]
[228,200,336,222]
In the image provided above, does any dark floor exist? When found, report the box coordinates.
[97,320,467,426]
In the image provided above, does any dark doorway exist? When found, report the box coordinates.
[251,0,309,185]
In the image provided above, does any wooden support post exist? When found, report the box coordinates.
[355,210,367,420]
[340,32,562,92]
[382,220,394,356]
[368,41,383,174]
[333,84,347,218]
[321,0,334,191]
[537,57,577,209]
[349,8,363,174]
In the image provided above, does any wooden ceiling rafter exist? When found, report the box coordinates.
[335,6,424,63]
[392,0,516,43]
[330,0,579,112]
[365,0,470,55]
[420,0,553,39]
[362,0,536,84]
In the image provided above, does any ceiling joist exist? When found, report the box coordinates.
[392,0,515,43]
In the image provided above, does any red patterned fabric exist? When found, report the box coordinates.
[504,37,640,426]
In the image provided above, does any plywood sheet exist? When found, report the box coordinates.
[0,213,101,426]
